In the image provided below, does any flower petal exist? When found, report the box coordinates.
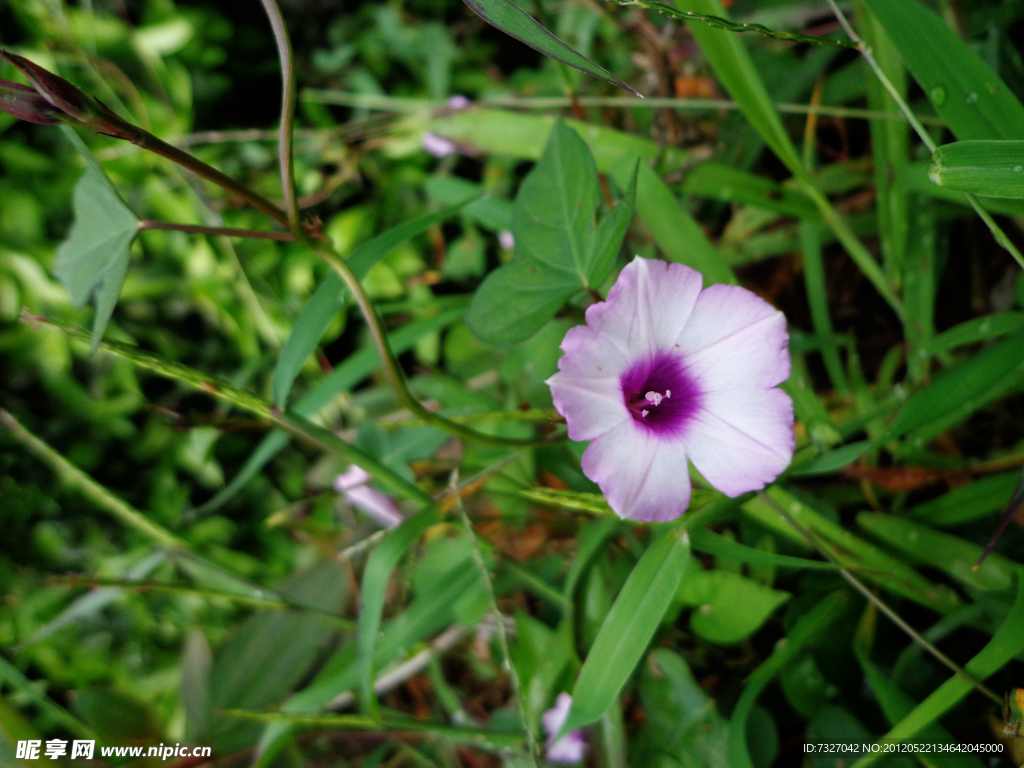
[684,389,794,496]
[584,257,703,360]
[582,421,692,522]
[676,284,790,391]
[548,324,630,441]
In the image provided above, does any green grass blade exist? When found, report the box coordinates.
[561,527,691,733]
[742,487,961,614]
[196,307,465,513]
[727,591,849,768]
[850,570,1024,768]
[861,0,1024,141]
[930,140,1024,198]
[689,529,838,570]
[679,0,902,319]
[882,326,1024,447]
[462,0,639,96]
[799,221,848,392]
[857,514,1016,593]
[273,204,469,407]
[856,0,909,287]
[358,507,441,720]
[902,198,937,382]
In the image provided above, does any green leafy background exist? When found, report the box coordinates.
[2,0,1024,765]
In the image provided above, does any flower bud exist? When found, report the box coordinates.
[0,78,63,125]
[0,50,99,122]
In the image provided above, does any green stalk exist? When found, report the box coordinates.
[258,0,301,231]
[27,314,431,505]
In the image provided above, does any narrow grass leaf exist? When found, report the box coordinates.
[862,0,1024,141]
[358,507,441,719]
[905,471,1020,526]
[930,141,1024,199]
[856,513,1016,593]
[924,312,1024,356]
[561,527,691,733]
[196,307,465,513]
[742,488,961,614]
[883,326,1024,445]
[850,571,1024,768]
[273,204,468,407]
[462,0,640,96]
[689,529,837,570]
[728,591,848,768]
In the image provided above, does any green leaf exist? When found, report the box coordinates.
[196,307,466,513]
[678,569,790,644]
[856,513,1016,593]
[727,591,848,768]
[358,507,441,719]
[905,471,1020,526]
[861,0,1024,142]
[561,527,691,734]
[273,203,468,407]
[55,127,139,350]
[923,311,1024,357]
[882,326,1024,446]
[461,0,639,96]
[633,649,729,768]
[929,140,1024,199]
[208,561,347,751]
[689,529,837,570]
[466,123,635,345]
[622,160,735,285]
[851,571,1024,768]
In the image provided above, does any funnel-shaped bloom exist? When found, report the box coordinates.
[547,257,793,522]
[334,465,403,528]
[542,693,586,764]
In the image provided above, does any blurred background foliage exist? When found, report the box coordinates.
[2,0,1024,765]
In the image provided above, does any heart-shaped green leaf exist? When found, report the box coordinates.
[465,122,636,346]
[55,126,139,351]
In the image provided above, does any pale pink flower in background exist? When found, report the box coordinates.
[446,94,471,110]
[422,131,456,158]
[334,466,403,528]
[546,256,794,522]
[498,230,515,251]
[542,693,586,765]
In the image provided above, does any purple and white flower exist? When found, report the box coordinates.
[546,256,794,522]
[334,465,403,528]
[542,693,586,765]
[446,94,471,110]
[422,131,457,158]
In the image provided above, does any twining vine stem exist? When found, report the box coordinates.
[258,0,301,232]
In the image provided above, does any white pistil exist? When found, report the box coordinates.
[645,391,664,406]
[666,390,671,398]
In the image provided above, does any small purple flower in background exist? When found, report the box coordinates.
[422,131,457,158]
[334,466,403,528]
[547,256,794,522]
[446,94,471,110]
[498,230,515,251]
[542,693,586,765]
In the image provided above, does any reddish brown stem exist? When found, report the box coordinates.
[138,220,295,241]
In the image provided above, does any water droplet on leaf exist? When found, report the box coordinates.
[929,86,946,106]
[965,92,978,104]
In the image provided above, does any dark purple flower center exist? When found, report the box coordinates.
[620,352,701,435]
